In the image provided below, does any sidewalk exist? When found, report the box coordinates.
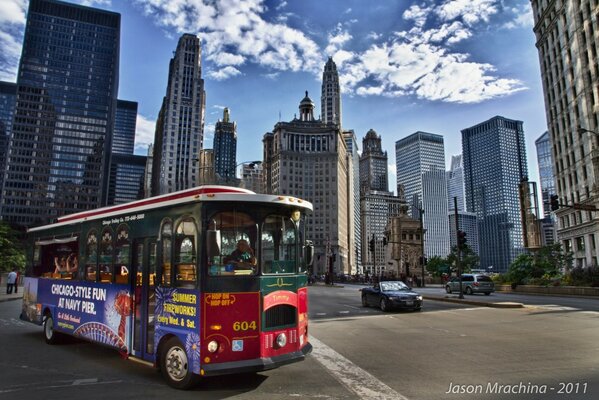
[0,290,23,303]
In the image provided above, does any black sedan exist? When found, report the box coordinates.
[361,281,423,312]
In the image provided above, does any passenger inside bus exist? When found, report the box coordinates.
[224,239,256,273]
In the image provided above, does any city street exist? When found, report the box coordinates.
[1,287,598,399]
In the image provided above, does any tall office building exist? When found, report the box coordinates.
[344,129,361,272]
[240,162,263,193]
[107,154,146,205]
[448,212,480,257]
[321,57,341,127]
[447,154,466,212]
[213,108,237,181]
[263,91,351,275]
[396,132,449,258]
[144,144,153,198]
[462,116,528,273]
[360,190,405,275]
[0,82,17,206]
[535,131,556,245]
[112,100,137,155]
[531,0,599,267]
[535,132,555,217]
[197,149,215,185]
[151,34,205,196]
[422,167,451,257]
[1,0,120,226]
[360,129,388,193]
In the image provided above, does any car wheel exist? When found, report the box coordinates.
[160,337,198,390]
[414,307,422,312]
[484,292,491,296]
[445,285,452,294]
[465,287,473,295]
[43,313,59,345]
[380,298,389,312]
[361,295,368,307]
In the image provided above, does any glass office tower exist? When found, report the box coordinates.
[1,0,120,226]
[112,100,137,155]
[462,116,528,273]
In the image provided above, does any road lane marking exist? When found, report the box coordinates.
[310,336,410,400]
[338,311,350,314]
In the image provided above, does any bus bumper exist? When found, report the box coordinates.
[200,343,312,376]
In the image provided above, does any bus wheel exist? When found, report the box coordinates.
[160,337,198,390]
[43,314,59,344]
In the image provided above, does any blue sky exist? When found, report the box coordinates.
[0,0,546,189]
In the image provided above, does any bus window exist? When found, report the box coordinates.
[99,228,114,283]
[160,219,172,286]
[86,231,98,281]
[262,215,297,274]
[207,211,257,276]
[115,225,130,284]
[175,217,197,288]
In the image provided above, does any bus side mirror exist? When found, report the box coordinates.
[305,241,314,267]
[206,230,221,259]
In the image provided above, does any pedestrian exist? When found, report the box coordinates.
[6,269,17,294]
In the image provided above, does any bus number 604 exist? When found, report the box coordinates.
[233,321,257,331]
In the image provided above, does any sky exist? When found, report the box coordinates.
[0,0,547,191]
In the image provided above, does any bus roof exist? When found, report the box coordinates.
[28,185,313,233]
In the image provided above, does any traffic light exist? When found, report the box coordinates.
[369,235,375,252]
[550,194,559,211]
[457,230,467,249]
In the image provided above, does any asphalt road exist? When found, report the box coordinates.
[1,288,598,400]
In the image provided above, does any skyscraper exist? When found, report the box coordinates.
[462,116,528,273]
[360,129,388,193]
[1,0,120,226]
[213,108,237,181]
[151,34,205,196]
[531,0,598,267]
[396,132,449,258]
[447,154,465,212]
[107,154,146,205]
[112,100,138,155]
[535,131,556,217]
[0,82,17,206]
[535,131,556,245]
[263,91,351,275]
[343,130,361,271]
[321,57,341,127]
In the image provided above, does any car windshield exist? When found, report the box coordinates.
[380,281,409,291]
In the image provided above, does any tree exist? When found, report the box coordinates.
[446,244,479,274]
[507,244,572,285]
[507,253,533,285]
[426,256,449,277]
[0,222,26,272]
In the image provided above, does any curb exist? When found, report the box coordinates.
[423,295,524,308]
[0,296,22,303]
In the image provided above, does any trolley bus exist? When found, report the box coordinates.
[20,185,314,389]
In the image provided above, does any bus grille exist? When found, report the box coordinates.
[264,305,296,329]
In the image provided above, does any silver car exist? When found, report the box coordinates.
[445,274,495,295]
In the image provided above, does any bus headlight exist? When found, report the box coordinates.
[276,333,287,348]
[207,340,219,353]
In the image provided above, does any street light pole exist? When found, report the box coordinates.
[419,206,425,287]
[454,197,464,299]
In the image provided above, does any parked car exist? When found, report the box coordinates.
[361,281,423,311]
[445,274,495,295]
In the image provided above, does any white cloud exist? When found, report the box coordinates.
[208,65,242,80]
[78,0,112,6]
[436,0,499,26]
[135,0,323,77]
[366,31,382,41]
[213,52,245,66]
[276,1,287,11]
[325,23,353,56]
[403,4,431,27]
[262,72,280,80]
[0,0,25,82]
[0,0,26,25]
[134,114,156,152]
[503,4,534,29]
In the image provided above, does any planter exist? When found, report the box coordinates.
[496,284,599,297]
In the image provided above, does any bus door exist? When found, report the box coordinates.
[131,238,157,361]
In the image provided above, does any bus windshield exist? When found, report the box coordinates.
[206,210,299,276]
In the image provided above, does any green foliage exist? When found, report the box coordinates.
[425,256,449,277]
[507,244,573,285]
[446,244,479,274]
[567,266,599,287]
[0,222,26,273]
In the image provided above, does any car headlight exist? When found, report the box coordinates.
[276,333,287,348]
[416,296,423,300]
[207,340,219,353]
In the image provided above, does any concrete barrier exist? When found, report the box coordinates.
[496,284,599,297]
